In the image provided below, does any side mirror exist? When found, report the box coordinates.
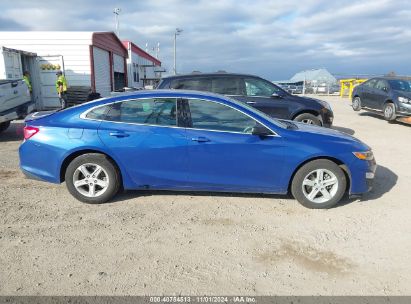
[271,93,282,98]
[382,87,389,92]
[252,124,272,137]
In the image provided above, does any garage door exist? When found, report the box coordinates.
[113,54,124,73]
[93,47,111,97]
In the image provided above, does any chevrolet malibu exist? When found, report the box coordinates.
[19,90,376,209]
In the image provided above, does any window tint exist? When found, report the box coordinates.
[85,105,110,120]
[244,78,280,97]
[210,77,244,95]
[170,78,211,91]
[106,98,177,126]
[187,99,258,133]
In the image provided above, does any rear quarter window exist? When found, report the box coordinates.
[85,105,111,120]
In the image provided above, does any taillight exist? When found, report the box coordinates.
[23,126,39,140]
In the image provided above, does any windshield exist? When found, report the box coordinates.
[388,79,411,92]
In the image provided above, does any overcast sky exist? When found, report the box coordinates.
[1,0,410,80]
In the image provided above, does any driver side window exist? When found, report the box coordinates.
[106,98,177,126]
[187,99,257,134]
[244,77,280,97]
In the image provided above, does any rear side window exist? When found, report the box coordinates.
[106,98,177,126]
[170,78,211,91]
[85,105,111,120]
[210,77,243,95]
[364,79,377,88]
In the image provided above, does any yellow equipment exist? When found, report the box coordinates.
[339,78,368,99]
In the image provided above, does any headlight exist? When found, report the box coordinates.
[353,151,374,160]
[398,96,411,104]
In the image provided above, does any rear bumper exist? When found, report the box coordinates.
[0,100,36,123]
[321,109,334,128]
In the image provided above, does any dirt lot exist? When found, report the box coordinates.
[0,95,410,295]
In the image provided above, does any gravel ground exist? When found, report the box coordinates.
[0,95,410,295]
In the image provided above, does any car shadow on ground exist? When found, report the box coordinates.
[338,164,398,207]
[111,189,291,204]
[332,126,355,135]
[359,112,411,127]
[0,122,24,142]
[110,165,397,208]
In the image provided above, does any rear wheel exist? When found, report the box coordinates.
[291,159,346,209]
[352,97,362,111]
[383,102,396,121]
[0,121,11,133]
[293,113,322,126]
[65,153,121,204]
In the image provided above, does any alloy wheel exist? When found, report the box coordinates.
[301,169,339,204]
[72,163,109,198]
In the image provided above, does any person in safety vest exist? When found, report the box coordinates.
[56,70,68,109]
[23,71,32,93]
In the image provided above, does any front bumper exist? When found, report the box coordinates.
[349,157,377,195]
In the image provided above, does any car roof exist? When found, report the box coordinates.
[161,72,262,80]
[369,76,411,81]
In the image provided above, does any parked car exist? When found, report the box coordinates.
[0,79,34,133]
[352,77,411,121]
[20,90,376,209]
[157,73,334,127]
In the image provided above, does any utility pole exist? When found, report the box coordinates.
[113,8,121,37]
[173,28,183,75]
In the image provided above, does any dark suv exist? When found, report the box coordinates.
[352,77,411,122]
[157,73,334,127]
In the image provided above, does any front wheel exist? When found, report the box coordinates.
[65,153,121,204]
[383,103,396,121]
[293,113,322,126]
[291,159,347,209]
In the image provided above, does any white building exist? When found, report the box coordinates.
[122,41,163,89]
[0,31,128,109]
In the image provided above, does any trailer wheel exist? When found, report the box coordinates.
[0,121,11,133]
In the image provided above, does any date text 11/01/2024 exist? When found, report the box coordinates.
[149,296,256,303]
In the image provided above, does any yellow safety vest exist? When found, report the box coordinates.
[56,75,68,93]
[23,75,32,92]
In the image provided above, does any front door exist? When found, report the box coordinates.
[182,98,285,192]
[369,79,389,110]
[232,77,290,119]
[97,97,189,188]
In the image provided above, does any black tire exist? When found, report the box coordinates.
[0,121,11,133]
[291,159,347,209]
[352,96,362,111]
[383,102,396,121]
[65,153,121,204]
[293,113,322,126]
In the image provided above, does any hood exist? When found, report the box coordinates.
[291,95,332,110]
[287,121,369,150]
[393,90,411,99]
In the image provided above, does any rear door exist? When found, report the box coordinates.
[38,55,64,109]
[183,97,285,192]
[97,97,189,188]
[361,79,377,107]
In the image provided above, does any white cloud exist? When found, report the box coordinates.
[0,0,410,79]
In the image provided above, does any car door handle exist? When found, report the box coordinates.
[191,136,210,142]
[109,131,130,138]
[246,101,256,104]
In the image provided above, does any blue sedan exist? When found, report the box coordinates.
[19,90,376,208]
